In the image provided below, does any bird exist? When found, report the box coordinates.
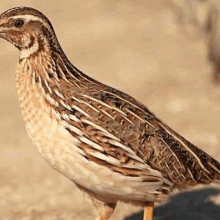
[0,6,220,220]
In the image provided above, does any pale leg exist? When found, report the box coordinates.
[143,202,154,220]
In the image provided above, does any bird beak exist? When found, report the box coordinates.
[0,26,4,35]
[0,26,7,38]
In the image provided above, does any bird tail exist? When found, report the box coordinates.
[158,122,220,184]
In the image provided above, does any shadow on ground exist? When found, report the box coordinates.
[126,188,220,220]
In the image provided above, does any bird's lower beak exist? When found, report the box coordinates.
[0,25,7,34]
[0,28,7,39]
[0,32,7,40]
[0,29,4,35]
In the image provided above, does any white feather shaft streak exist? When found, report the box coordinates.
[160,138,185,170]
[81,118,119,140]
[82,94,128,116]
[79,100,100,113]
[126,108,145,123]
[86,149,120,165]
[100,109,115,120]
[159,123,210,173]
[82,94,114,109]
[107,139,144,163]
[71,105,91,118]
[62,121,83,136]
[79,136,104,152]
[103,90,147,114]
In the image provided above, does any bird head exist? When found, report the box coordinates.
[0,7,59,59]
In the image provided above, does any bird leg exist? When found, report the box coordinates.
[143,202,154,220]
[92,198,116,220]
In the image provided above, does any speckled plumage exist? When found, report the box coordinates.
[0,6,220,220]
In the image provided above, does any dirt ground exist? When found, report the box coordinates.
[1,0,220,219]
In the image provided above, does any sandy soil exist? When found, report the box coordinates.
[0,0,220,219]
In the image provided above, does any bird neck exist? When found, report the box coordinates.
[19,31,52,60]
[18,28,102,100]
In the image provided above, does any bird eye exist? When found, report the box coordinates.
[14,19,24,28]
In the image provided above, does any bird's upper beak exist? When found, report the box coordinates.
[0,25,7,39]
[0,25,4,34]
[0,22,3,30]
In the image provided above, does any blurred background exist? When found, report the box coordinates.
[1,0,220,219]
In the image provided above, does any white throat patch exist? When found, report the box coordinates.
[19,38,39,59]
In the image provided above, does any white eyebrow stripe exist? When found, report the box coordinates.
[10,15,51,30]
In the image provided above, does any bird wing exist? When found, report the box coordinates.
[52,77,220,200]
